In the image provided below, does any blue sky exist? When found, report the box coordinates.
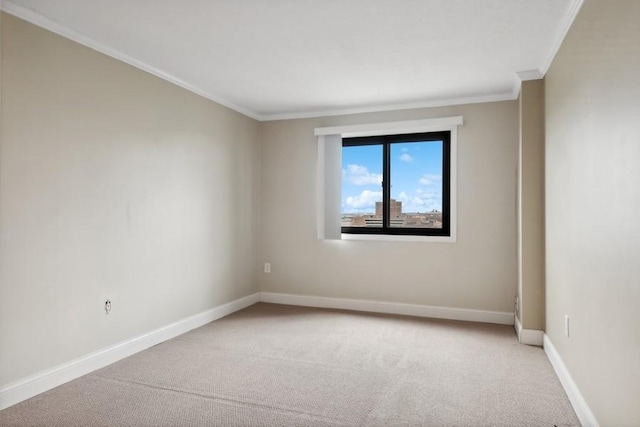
[342,141,443,214]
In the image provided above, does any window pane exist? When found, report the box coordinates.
[341,144,383,228]
[389,141,443,228]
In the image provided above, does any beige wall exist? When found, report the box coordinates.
[260,102,518,312]
[0,14,261,386]
[517,80,545,331]
[545,0,640,425]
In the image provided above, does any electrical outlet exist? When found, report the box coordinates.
[564,315,570,337]
[105,299,112,314]
[264,263,271,273]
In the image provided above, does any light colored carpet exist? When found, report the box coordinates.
[0,303,580,426]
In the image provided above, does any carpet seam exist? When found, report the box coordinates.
[93,375,359,426]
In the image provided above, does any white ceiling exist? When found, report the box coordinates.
[2,0,582,120]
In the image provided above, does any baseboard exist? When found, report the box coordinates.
[543,334,600,427]
[0,292,260,411]
[514,316,544,346]
[259,292,514,325]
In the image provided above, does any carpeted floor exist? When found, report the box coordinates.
[0,303,580,426]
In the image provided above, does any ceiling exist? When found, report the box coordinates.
[2,0,582,121]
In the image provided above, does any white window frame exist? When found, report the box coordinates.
[315,116,462,243]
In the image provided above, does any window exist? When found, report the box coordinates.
[341,131,451,236]
[315,116,461,242]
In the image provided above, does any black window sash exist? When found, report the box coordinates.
[342,131,450,236]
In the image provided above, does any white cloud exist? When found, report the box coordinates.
[396,191,410,204]
[344,190,382,211]
[399,189,442,213]
[343,164,382,186]
[419,173,442,186]
[400,153,413,163]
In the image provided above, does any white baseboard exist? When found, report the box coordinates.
[0,292,260,411]
[514,316,544,346]
[259,292,514,325]
[544,334,600,427]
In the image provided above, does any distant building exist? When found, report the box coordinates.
[342,204,441,229]
[351,215,366,227]
[375,199,402,218]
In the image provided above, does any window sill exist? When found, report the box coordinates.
[340,233,456,243]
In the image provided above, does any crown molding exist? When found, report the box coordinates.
[517,69,544,82]
[0,0,262,121]
[1,0,571,123]
[260,91,515,122]
[539,0,585,76]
